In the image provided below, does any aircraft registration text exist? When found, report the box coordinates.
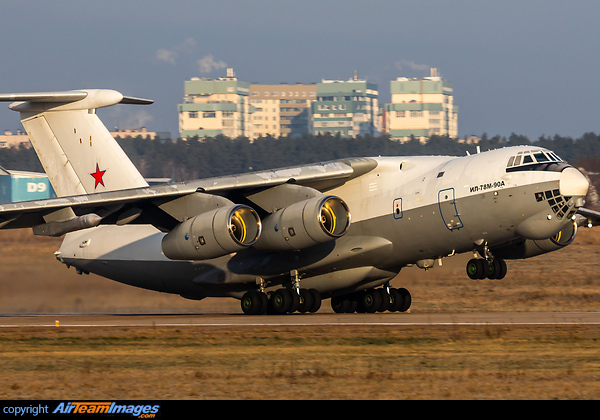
[469,180,505,193]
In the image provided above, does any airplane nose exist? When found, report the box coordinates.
[559,167,589,197]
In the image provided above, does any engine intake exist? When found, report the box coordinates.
[162,204,261,260]
[255,195,351,251]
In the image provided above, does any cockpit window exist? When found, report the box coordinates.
[506,149,567,172]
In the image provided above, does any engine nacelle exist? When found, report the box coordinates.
[492,219,577,260]
[254,195,351,251]
[161,204,261,260]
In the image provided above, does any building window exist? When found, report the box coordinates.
[203,111,216,118]
[395,111,405,118]
[189,112,198,118]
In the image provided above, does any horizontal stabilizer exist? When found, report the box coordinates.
[0,89,153,111]
[0,91,88,103]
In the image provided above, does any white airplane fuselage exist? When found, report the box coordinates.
[55,145,588,300]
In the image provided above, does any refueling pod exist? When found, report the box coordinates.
[254,195,351,251]
[162,204,261,260]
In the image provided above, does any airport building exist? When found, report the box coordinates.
[385,69,458,142]
[311,75,380,138]
[178,69,253,139]
[249,83,316,139]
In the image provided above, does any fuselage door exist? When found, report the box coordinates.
[438,188,463,230]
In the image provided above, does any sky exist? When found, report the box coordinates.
[0,0,599,141]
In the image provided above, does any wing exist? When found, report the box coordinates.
[0,158,375,235]
[0,88,375,237]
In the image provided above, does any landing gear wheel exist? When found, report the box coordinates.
[397,287,412,312]
[487,258,507,280]
[289,289,300,312]
[388,288,403,312]
[376,289,390,312]
[467,258,487,279]
[331,295,349,313]
[359,289,383,313]
[269,289,292,314]
[308,288,322,313]
[297,288,313,313]
[241,291,268,315]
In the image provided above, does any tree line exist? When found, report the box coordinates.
[1,132,600,182]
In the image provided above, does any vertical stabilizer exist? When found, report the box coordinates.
[0,89,152,197]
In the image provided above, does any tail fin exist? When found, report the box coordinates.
[0,89,152,197]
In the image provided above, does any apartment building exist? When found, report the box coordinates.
[385,69,458,142]
[178,69,458,142]
[311,76,380,138]
[249,83,316,139]
[178,69,252,139]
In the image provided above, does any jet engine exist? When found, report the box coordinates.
[491,219,577,260]
[162,204,261,260]
[254,195,351,251]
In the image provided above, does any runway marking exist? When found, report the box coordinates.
[2,312,600,328]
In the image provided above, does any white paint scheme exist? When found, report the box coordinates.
[0,89,594,315]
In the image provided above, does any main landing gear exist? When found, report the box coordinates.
[241,288,322,315]
[466,257,507,280]
[331,287,411,314]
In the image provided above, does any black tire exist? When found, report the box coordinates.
[289,290,300,313]
[466,258,479,279]
[297,289,313,313]
[331,295,348,313]
[308,288,321,313]
[241,291,265,315]
[487,259,500,279]
[496,258,507,280]
[269,289,292,314]
[388,288,402,312]
[376,289,390,312]
[359,289,382,313]
[397,287,412,312]
[467,258,487,280]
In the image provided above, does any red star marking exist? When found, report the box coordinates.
[90,163,106,188]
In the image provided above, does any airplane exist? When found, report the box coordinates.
[0,88,597,315]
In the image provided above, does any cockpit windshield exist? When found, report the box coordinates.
[506,150,566,172]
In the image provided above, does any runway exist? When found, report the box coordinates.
[2,311,600,328]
